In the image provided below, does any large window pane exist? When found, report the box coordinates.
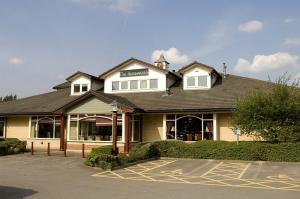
[132,121,140,141]
[198,76,208,87]
[30,121,37,138]
[150,79,158,89]
[82,84,88,92]
[187,77,196,87]
[121,81,128,90]
[112,81,119,91]
[140,80,147,89]
[130,80,138,90]
[38,122,54,138]
[70,121,78,140]
[166,121,175,139]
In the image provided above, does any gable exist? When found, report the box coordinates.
[66,97,112,114]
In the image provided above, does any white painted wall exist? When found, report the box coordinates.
[104,63,167,93]
[183,67,211,90]
[70,76,91,95]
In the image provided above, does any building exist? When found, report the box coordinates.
[0,55,270,152]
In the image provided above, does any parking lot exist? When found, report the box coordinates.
[0,153,300,199]
[94,159,300,192]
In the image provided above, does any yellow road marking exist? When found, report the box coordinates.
[238,163,250,179]
[201,162,224,177]
[92,160,300,192]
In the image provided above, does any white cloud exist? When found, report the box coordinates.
[235,52,298,73]
[70,0,141,13]
[151,48,191,65]
[284,18,294,24]
[238,20,264,33]
[8,57,24,65]
[284,37,300,46]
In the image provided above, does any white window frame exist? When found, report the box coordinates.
[130,80,138,90]
[67,114,123,143]
[112,81,120,91]
[121,81,129,90]
[149,79,158,89]
[29,116,61,139]
[187,76,197,87]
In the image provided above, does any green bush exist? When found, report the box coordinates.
[0,138,27,156]
[84,145,116,167]
[153,140,300,162]
[121,143,160,164]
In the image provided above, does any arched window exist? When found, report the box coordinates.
[166,114,214,141]
[30,116,61,139]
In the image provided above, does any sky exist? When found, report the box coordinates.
[0,0,300,97]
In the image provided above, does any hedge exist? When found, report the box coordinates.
[153,140,300,162]
[85,141,300,170]
[0,138,27,156]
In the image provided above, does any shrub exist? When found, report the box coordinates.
[0,138,26,156]
[84,145,116,167]
[153,140,300,162]
[122,143,160,164]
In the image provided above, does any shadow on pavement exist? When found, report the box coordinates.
[0,186,37,199]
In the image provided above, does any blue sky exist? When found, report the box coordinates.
[0,0,300,97]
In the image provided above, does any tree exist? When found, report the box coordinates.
[0,94,17,102]
[232,75,300,142]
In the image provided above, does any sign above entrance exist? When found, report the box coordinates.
[120,69,149,77]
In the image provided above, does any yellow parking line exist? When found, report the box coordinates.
[201,162,223,177]
[124,168,155,181]
[238,163,250,179]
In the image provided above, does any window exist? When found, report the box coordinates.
[112,81,119,91]
[198,76,208,87]
[81,84,88,92]
[74,84,80,93]
[130,80,138,90]
[140,80,147,89]
[165,114,214,141]
[150,79,158,89]
[187,77,196,87]
[30,116,61,139]
[0,118,5,137]
[121,81,128,90]
[69,115,123,141]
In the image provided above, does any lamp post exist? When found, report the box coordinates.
[111,100,118,153]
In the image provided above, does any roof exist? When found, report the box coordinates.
[114,74,273,112]
[66,71,103,82]
[179,61,217,74]
[53,82,71,90]
[0,89,79,115]
[99,57,179,79]
[155,54,170,64]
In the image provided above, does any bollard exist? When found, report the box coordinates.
[31,142,34,155]
[47,143,50,156]
[64,141,67,157]
[82,144,85,158]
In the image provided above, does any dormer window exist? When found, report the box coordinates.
[72,84,89,95]
[74,84,81,93]
[187,77,196,87]
[198,76,208,87]
[186,75,208,88]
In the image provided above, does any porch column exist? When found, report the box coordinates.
[124,113,131,153]
[139,115,143,142]
[60,115,65,151]
[112,111,118,153]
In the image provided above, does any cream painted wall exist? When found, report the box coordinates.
[218,113,254,141]
[6,116,29,141]
[104,63,167,93]
[143,114,164,142]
